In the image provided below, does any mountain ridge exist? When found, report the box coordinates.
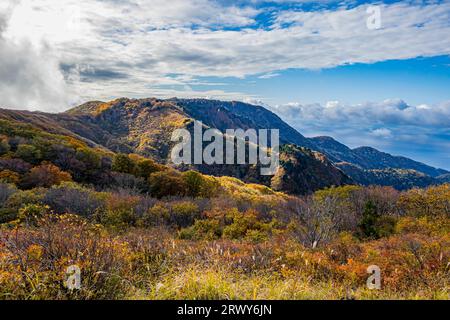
[1,97,447,191]
[66,98,449,176]
[309,136,447,177]
[0,98,351,195]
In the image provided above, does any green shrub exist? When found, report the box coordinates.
[15,144,42,164]
[142,201,202,228]
[374,216,397,238]
[101,208,137,231]
[359,201,380,239]
[222,209,273,242]
[4,188,45,209]
[18,203,50,226]
[245,229,269,243]
[141,204,170,227]
[170,202,201,228]
[0,137,10,155]
[148,170,187,198]
[136,159,161,178]
[358,201,396,239]
[183,171,204,197]
[112,153,136,174]
[75,147,102,171]
[179,219,222,240]
[182,171,220,198]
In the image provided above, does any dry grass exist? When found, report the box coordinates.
[0,214,448,300]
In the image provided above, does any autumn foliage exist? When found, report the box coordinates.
[0,119,448,300]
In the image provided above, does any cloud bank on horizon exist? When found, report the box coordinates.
[265,99,450,170]
[0,0,449,169]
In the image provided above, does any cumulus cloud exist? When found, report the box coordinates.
[370,128,392,139]
[0,1,71,111]
[270,99,450,128]
[268,99,450,142]
[266,99,450,169]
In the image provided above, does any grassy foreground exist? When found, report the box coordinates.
[1,212,448,300]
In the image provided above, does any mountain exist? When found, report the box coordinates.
[335,162,437,190]
[168,99,448,187]
[168,99,315,149]
[309,136,447,177]
[309,136,367,165]
[351,146,447,177]
[0,98,350,195]
[272,145,353,194]
[437,173,450,183]
[1,97,446,191]
[308,136,447,187]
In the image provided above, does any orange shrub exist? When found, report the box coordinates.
[21,163,72,189]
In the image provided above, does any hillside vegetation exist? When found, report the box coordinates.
[0,113,449,300]
[3,98,448,192]
[0,100,352,195]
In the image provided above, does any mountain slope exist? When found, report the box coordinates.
[0,98,351,195]
[166,100,447,180]
[309,136,366,165]
[163,99,448,183]
[309,136,446,177]
[170,99,314,149]
[437,173,450,183]
[335,162,437,190]
[272,145,353,194]
[2,97,445,191]
[352,146,447,177]
[308,135,447,187]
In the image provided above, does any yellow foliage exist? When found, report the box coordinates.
[0,170,20,184]
[399,184,450,217]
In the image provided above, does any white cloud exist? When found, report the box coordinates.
[267,99,450,168]
[1,0,450,109]
[325,101,340,109]
[258,72,281,79]
[370,128,392,139]
[0,1,71,111]
[270,99,450,129]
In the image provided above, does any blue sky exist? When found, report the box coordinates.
[185,56,450,106]
[1,0,449,169]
